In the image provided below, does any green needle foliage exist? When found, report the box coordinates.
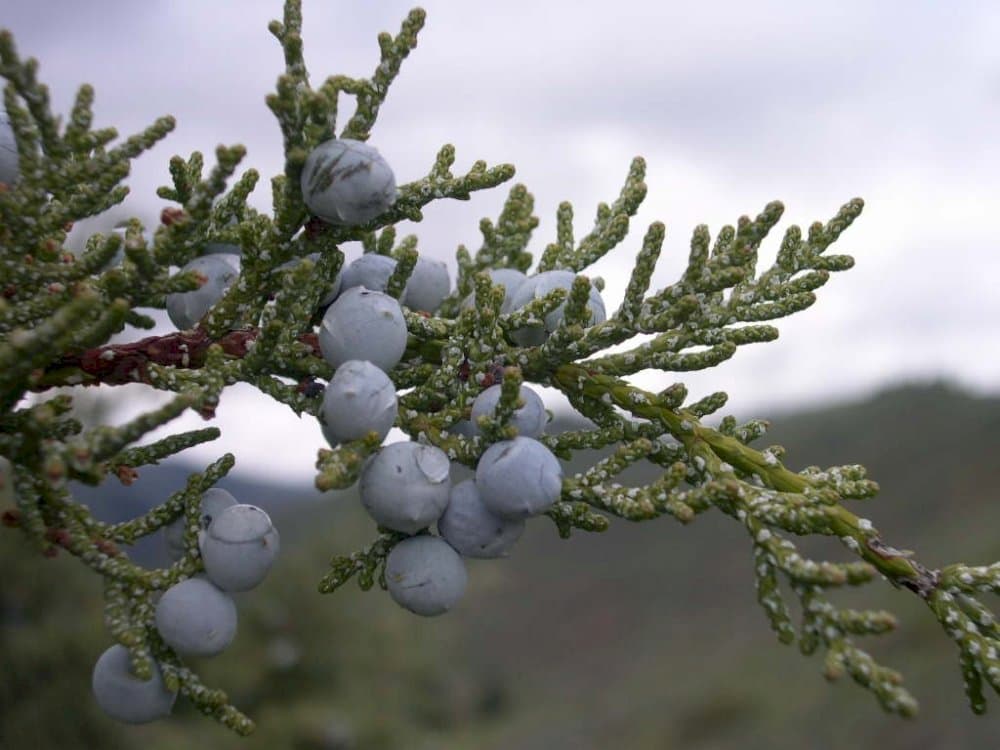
[1,0,998,736]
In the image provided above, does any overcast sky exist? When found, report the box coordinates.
[6,1,1000,483]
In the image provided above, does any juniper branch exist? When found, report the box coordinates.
[2,0,998,738]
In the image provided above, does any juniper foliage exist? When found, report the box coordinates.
[2,0,999,735]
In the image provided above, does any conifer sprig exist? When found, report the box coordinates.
[2,0,1000,736]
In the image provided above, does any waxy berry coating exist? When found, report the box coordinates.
[403,256,450,313]
[385,535,467,616]
[438,479,525,558]
[199,504,280,592]
[340,253,397,294]
[91,645,177,724]
[463,268,528,312]
[476,436,563,519]
[321,359,398,445]
[301,138,397,226]
[359,442,451,533]
[166,255,240,331]
[318,287,408,373]
[154,577,237,657]
[164,487,238,561]
[470,383,547,438]
[506,269,606,346]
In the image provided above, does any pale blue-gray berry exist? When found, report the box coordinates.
[320,420,340,449]
[359,442,451,533]
[199,504,280,592]
[438,479,524,558]
[403,257,450,313]
[321,360,398,445]
[213,253,242,273]
[164,487,238,561]
[340,253,396,294]
[385,535,467,616]
[506,269,606,346]
[318,287,408,373]
[475,436,563,519]
[91,644,177,724]
[470,383,547,438]
[0,104,18,186]
[301,138,397,226]
[463,268,528,312]
[154,577,237,657]
[165,255,240,330]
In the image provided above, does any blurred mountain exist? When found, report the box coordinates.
[3,379,1000,749]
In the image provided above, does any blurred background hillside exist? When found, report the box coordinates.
[4,380,1000,749]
